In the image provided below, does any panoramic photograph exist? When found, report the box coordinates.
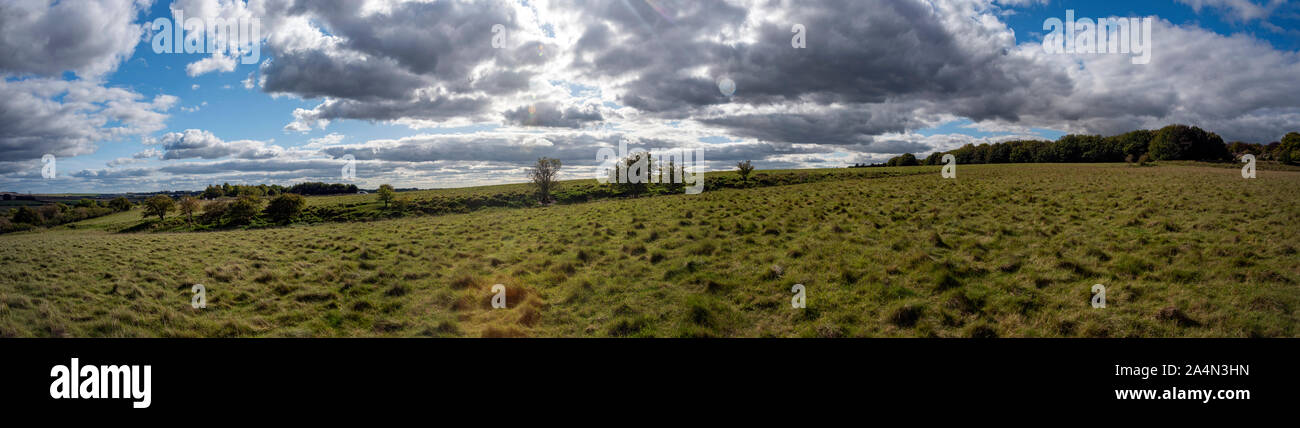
[1,0,1297,412]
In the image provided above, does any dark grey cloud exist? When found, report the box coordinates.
[502,102,604,128]
[261,50,431,102]
[699,107,926,146]
[262,0,545,129]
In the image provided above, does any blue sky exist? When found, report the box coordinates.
[2,0,1298,193]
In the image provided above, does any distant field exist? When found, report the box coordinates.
[0,163,1296,337]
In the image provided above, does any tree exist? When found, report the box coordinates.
[1279,132,1300,165]
[377,184,396,208]
[108,196,132,212]
[202,185,224,199]
[1147,125,1229,161]
[226,195,262,225]
[265,193,306,223]
[736,160,755,182]
[898,153,919,166]
[141,195,175,221]
[528,157,562,203]
[887,153,919,167]
[178,196,201,224]
[12,206,40,225]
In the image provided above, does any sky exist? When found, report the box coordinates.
[1,0,1298,194]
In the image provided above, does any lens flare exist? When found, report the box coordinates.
[717,77,736,97]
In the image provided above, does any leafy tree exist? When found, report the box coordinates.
[1279,132,1300,165]
[179,196,201,224]
[108,197,132,212]
[141,195,176,221]
[528,158,562,203]
[226,195,262,225]
[377,184,396,208]
[1148,125,1229,161]
[12,206,40,224]
[202,185,224,199]
[888,153,919,167]
[265,193,306,223]
[735,160,755,182]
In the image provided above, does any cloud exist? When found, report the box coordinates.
[0,0,147,78]
[0,78,176,162]
[1176,0,1286,22]
[154,129,285,160]
[186,52,239,76]
[502,102,604,128]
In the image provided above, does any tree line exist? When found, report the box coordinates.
[877,125,1300,167]
[199,182,359,199]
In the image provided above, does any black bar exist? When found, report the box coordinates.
[3,339,1293,415]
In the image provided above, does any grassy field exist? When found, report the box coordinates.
[0,163,1296,337]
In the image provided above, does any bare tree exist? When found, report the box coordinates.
[529,157,562,203]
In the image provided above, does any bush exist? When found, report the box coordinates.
[265,193,306,223]
[226,195,262,225]
[200,200,229,224]
[108,197,132,212]
[11,206,40,224]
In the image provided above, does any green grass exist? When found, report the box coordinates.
[0,163,1296,337]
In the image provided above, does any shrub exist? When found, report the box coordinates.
[265,193,307,223]
[226,195,262,225]
[108,196,132,212]
[200,200,229,224]
[11,206,40,224]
